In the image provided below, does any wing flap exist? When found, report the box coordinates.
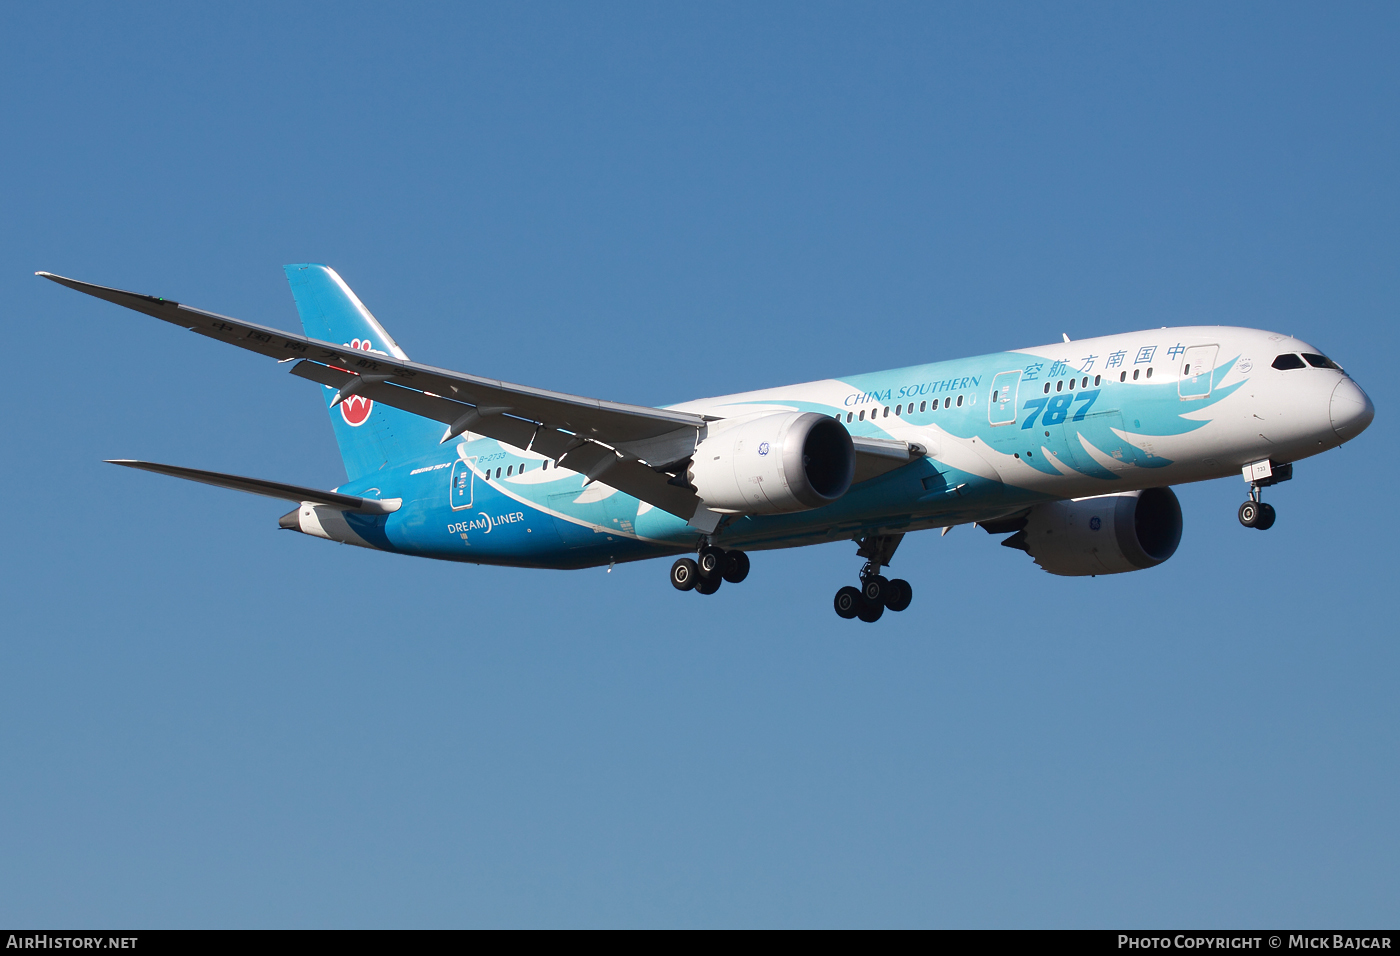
[288,361,541,450]
[288,360,705,520]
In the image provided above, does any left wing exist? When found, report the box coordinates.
[40,271,925,528]
[39,271,716,526]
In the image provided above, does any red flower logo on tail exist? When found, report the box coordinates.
[339,338,380,426]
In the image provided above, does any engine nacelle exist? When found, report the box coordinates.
[1017,487,1183,576]
[688,412,855,514]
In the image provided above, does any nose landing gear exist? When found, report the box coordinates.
[1239,460,1291,531]
[833,533,913,623]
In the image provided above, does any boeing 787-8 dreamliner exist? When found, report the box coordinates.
[39,265,1374,623]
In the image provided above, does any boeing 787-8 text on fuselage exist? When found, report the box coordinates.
[39,265,1375,622]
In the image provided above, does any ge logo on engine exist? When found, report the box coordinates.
[758,442,770,456]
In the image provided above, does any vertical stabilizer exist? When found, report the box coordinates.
[284,264,441,481]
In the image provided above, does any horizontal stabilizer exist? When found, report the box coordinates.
[106,460,401,514]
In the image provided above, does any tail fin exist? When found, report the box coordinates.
[284,264,442,482]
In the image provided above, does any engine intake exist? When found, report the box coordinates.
[688,411,855,514]
[1008,487,1183,576]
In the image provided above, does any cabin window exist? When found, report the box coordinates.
[1302,353,1340,370]
[1094,375,1101,386]
[1120,371,1127,382]
[1272,353,1306,370]
[883,407,890,418]
[991,391,998,403]
[859,410,866,421]
[944,397,951,409]
[920,401,927,412]
[1146,367,1154,379]
[895,404,902,416]
[847,412,854,423]
[495,467,502,478]
[956,395,963,407]
[542,461,549,470]
[1056,380,1063,392]
[1132,369,1140,381]
[1043,383,1051,394]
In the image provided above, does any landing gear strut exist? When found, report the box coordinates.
[1239,461,1290,531]
[833,533,913,623]
[671,543,750,595]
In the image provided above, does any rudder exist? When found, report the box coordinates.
[284,264,441,482]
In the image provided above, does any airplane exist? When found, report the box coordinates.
[38,265,1375,623]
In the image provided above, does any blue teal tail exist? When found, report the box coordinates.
[284,264,442,482]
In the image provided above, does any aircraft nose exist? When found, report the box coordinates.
[1330,377,1375,442]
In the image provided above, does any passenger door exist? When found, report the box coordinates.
[988,370,1022,426]
[449,458,476,510]
[1179,345,1218,400]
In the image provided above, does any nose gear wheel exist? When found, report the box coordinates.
[1239,468,1287,531]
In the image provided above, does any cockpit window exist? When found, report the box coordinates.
[1302,353,1341,370]
[1271,353,1306,370]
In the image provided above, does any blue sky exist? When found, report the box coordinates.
[1,2,1396,927]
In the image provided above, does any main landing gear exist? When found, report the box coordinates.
[1238,461,1292,531]
[670,544,750,596]
[834,533,913,623]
